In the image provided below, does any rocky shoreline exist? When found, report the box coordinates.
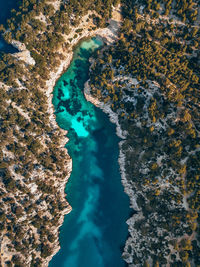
[84,81,139,210]
[84,80,142,264]
[41,5,123,265]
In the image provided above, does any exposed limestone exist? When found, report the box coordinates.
[11,40,36,65]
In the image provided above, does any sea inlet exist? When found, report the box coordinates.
[49,37,130,267]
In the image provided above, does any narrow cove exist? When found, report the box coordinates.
[49,37,130,267]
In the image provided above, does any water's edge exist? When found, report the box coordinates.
[84,81,139,210]
[49,37,131,267]
[44,7,127,263]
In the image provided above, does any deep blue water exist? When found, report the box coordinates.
[0,36,18,53]
[49,37,130,267]
[0,0,19,53]
[0,0,19,25]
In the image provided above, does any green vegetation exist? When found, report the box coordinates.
[0,0,199,265]
[0,0,119,85]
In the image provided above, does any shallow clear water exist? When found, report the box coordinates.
[49,37,130,267]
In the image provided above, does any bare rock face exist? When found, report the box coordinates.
[11,40,36,65]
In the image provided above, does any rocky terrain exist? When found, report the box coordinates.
[0,0,199,266]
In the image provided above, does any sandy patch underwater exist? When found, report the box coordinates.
[49,37,130,267]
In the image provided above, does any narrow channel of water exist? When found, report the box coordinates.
[49,37,130,267]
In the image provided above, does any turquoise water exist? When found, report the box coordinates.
[49,37,130,267]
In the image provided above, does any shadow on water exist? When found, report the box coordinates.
[49,37,131,267]
[0,36,18,53]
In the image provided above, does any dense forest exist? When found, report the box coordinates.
[89,0,200,266]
